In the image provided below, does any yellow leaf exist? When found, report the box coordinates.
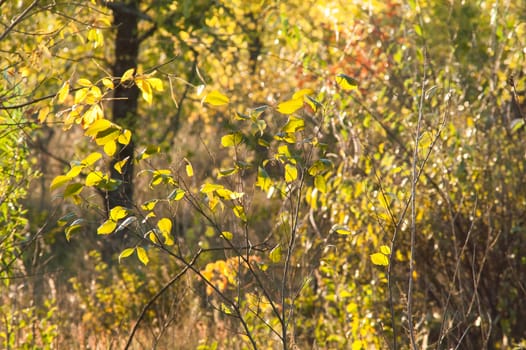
[200,183,224,193]
[335,73,359,91]
[285,163,298,183]
[141,200,158,211]
[114,157,129,174]
[74,88,89,104]
[221,231,233,240]
[277,98,303,115]
[110,206,128,221]
[136,247,149,265]
[292,88,314,100]
[97,220,117,235]
[146,77,163,91]
[370,253,389,266]
[38,106,50,123]
[158,218,174,246]
[314,175,327,193]
[102,78,114,89]
[136,78,153,104]
[85,171,105,186]
[82,152,102,166]
[50,175,72,191]
[233,205,247,222]
[66,164,84,178]
[77,78,92,87]
[148,231,159,243]
[121,68,135,83]
[118,248,135,263]
[118,129,132,145]
[103,140,117,156]
[380,245,391,255]
[85,118,113,137]
[203,90,230,106]
[57,81,70,103]
[269,244,282,263]
[221,133,243,147]
[185,160,194,177]
[82,104,103,127]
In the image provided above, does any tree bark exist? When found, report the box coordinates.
[107,0,140,213]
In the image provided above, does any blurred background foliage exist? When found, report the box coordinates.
[1,0,525,348]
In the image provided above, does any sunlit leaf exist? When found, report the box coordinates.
[102,77,114,89]
[121,68,135,83]
[371,253,389,266]
[65,219,83,242]
[379,245,391,255]
[110,206,128,221]
[277,98,303,115]
[146,77,163,91]
[200,183,224,193]
[157,218,174,246]
[314,175,327,193]
[103,140,117,156]
[85,118,114,138]
[233,205,247,222]
[82,152,102,166]
[285,163,298,183]
[168,188,185,201]
[118,248,135,263]
[203,90,229,106]
[66,164,84,178]
[114,156,129,174]
[136,78,153,104]
[335,73,359,91]
[136,246,149,265]
[332,224,352,235]
[185,160,194,177]
[282,116,304,133]
[85,171,104,186]
[77,78,92,87]
[50,175,72,191]
[221,231,233,240]
[269,244,282,263]
[57,81,69,103]
[118,129,132,145]
[97,220,117,235]
[221,132,243,147]
[292,88,314,100]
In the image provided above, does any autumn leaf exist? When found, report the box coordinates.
[203,90,230,106]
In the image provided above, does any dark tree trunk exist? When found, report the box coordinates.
[107,0,140,213]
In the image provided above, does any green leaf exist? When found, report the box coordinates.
[64,183,83,198]
[284,163,298,183]
[136,247,149,265]
[221,132,243,147]
[118,248,135,263]
[335,73,359,91]
[371,253,389,266]
[269,244,282,263]
[97,220,117,235]
[203,90,230,106]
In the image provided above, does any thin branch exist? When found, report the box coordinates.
[407,47,427,350]
[0,0,39,42]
